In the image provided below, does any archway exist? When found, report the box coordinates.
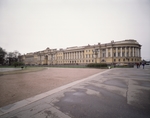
[45,55,48,65]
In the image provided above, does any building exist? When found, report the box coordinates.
[21,39,141,65]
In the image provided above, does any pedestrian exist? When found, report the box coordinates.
[139,62,141,68]
[136,63,139,68]
[141,60,146,69]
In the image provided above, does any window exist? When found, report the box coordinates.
[122,52,125,57]
[102,53,105,57]
[119,59,120,62]
[114,53,116,57]
[108,52,110,57]
[123,59,125,61]
[118,52,120,57]
[114,59,116,62]
[102,59,105,62]
[127,52,129,57]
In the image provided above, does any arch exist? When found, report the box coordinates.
[45,55,48,65]
[101,59,105,62]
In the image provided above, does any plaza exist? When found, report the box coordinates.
[0,65,150,118]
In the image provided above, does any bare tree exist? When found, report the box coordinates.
[0,47,7,65]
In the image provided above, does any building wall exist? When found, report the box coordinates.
[22,39,141,65]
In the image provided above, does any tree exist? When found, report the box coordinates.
[7,50,21,66]
[0,47,7,65]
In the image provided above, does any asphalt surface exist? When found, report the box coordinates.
[0,65,150,118]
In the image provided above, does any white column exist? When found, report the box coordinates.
[70,52,71,59]
[74,52,75,59]
[125,47,127,57]
[132,47,134,57]
[137,48,139,57]
[66,53,67,59]
[106,48,108,57]
[120,47,122,57]
[139,48,141,57]
[116,47,118,57]
[129,47,131,57]
[99,49,101,58]
[79,52,80,59]
[110,48,112,57]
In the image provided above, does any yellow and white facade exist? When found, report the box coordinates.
[21,39,141,65]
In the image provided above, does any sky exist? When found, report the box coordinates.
[0,0,150,60]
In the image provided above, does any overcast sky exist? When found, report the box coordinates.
[0,0,150,60]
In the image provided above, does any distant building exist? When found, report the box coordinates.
[21,39,141,65]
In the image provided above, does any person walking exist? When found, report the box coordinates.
[136,63,139,68]
[141,60,146,69]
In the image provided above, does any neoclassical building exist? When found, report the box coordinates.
[21,39,141,65]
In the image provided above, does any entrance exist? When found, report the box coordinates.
[45,55,48,65]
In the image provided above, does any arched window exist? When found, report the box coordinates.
[102,59,105,62]
[114,53,116,57]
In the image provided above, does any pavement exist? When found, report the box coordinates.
[0,65,150,118]
[0,68,21,72]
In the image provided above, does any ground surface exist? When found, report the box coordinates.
[0,67,105,107]
[0,65,150,118]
